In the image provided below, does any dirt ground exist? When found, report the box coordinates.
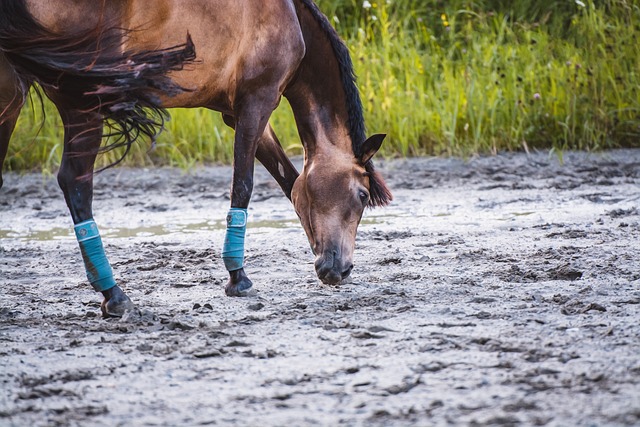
[1,150,639,426]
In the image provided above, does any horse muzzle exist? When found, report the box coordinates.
[314,250,353,285]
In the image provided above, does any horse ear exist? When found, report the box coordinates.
[359,134,386,165]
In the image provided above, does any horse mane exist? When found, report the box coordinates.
[296,0,391,207]
[296,0,366,153]
[0,0,195,169]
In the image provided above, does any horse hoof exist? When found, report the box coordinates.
[101,293,135,318]
[225,279,256,297]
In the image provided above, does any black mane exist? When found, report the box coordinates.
[298,0,392,207]
[297,0,367,156]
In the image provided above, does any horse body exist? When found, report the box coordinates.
[26,0,305,112]
[0,0,391,315]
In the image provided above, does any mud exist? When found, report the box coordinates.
[1,150,639,426]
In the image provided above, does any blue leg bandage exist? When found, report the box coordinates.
[222,208,247,271]
[74,219,116,292]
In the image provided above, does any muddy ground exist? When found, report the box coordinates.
[0,150,639,426]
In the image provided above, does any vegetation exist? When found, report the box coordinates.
[6,0,640,172]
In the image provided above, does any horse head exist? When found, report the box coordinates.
[292,133,390,285]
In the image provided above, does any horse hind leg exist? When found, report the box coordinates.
[0,113,18,189]
[56,107,134,317]
[0,54,23,189]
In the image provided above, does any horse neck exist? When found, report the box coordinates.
[285,0,355,163]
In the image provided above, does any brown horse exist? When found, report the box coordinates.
[0,0,392,317]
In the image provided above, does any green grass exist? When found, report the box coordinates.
[5,0,640,172]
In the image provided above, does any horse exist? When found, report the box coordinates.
[0,0,392,317]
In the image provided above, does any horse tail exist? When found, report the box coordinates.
[0,0,196,164]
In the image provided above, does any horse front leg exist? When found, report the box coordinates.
[255,124,299,201]
[223,98,280,296]
[222,115,299,201]
[56,107,134,317]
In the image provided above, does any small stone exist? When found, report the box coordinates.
[248,302,265,311]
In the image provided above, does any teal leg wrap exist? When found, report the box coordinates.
[222,208,247,271]
[74,219,116,292]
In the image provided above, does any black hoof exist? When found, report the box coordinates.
[225,268,256,297]
[101,286,134,318]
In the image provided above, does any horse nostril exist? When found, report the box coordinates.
[314,252,351,285]
[342,264,353,279]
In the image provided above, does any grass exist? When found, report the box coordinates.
[5,0,640,172]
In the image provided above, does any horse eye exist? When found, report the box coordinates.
[358,190,370,204]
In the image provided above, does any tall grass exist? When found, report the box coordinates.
[336,0,640,156]
[5,0,639,172]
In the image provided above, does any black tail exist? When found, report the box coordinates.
[0,0,195,165]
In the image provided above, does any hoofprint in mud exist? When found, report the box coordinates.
[1,150,639,426]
